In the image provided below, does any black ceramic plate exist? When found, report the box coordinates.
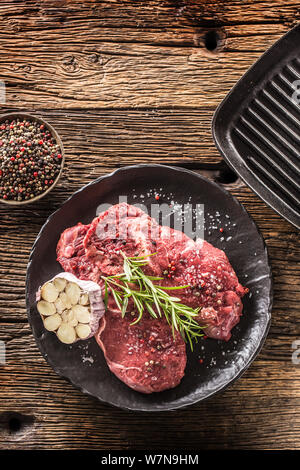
[26,164,272,412]
[212,24,300,229]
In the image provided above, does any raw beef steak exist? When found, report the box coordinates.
[155,229,245,341]
[83,203,160,278]
[57,202,247,393]
[96,308,186,393]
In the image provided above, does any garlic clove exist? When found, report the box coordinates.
[57,323,76,344]
[72,305,91,323]
[65,282,81,305]
[44,314,62,332]
[76,324,91,339]
[53,277,67,292]
[69,317,79,327]
[61,310,72,323]
[41,282,59,303]
[80,293,90,306]
[61,310,79,327]
[54,297,65,313]
[37,300,56,317]
[58,292,72,310]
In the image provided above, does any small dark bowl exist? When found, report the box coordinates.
[0,112,65,205]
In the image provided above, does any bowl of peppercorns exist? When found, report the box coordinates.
[0,113,65,204]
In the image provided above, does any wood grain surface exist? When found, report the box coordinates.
[0,0,299,451]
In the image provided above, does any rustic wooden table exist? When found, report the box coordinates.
[0,0,299,451]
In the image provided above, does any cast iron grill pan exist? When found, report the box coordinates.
[213,24,300,229]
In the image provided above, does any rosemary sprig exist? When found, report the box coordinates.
[101,252,204,349]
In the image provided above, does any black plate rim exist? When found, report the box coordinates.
[211,24,300,230]
[26,163,273,412]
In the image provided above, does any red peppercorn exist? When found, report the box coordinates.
[33,172,38,177]
[40,124,44,130]
[3,194,7,199]
[199,359,203,364]
[38,140,43,145]
[219,227,224,233]
[10,157,15,162]
[155,194,160,200]
[57,154,62,159]
[44,180,48,185]
[20,147,25,152]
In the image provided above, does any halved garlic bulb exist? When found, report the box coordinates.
[36,272,105,345]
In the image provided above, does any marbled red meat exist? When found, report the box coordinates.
[83,203,160,278]
[57,202,247,392]
[96,307,186,393]
[57,223,91,280]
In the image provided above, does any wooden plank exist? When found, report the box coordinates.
[26,108,222,164]
[0,106,224,164]
[0,2,294,108]
[1,357,299,450]
[0,1,298,30]
[0,47,264,109]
